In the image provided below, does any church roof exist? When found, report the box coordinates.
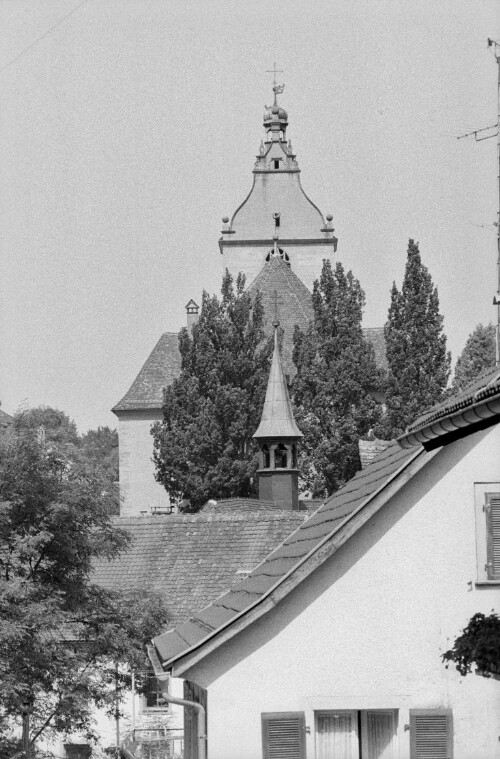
[112,333,181,413]
[248,257,313,378]
[93,509,309,628]
[153,441,433,670]
[253,326,303,439]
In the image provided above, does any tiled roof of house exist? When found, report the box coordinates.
[153,441,431,669]
[93,510,309,627]
[201,498,318,513]
[399,365,500,449]
[113,333,181,413]
[247,257,313,378]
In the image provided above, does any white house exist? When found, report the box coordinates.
[149,366,500,759]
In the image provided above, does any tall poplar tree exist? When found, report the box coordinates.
[152,271,272,511]
[453,323,496,392]
[380,239,451,438]
[292,260,382,497]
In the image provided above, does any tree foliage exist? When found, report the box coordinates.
[0,428,169,753]
[442,612,500,679]
[292,260,383,497]
[152,271,272,511]
[12,408,119,513]
[453,323,496,392]
[378,240,450,438]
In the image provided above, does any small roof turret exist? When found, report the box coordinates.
[253,323,303,440]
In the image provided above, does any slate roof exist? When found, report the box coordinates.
[153,441,429,668]
[247,257,313,379]
[93,510,309,627]
[247,258,386,377]
[113,333,181,412]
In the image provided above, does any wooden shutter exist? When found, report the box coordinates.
[262,712,306,759]
[410,710,452,759]
[485,493,500,580]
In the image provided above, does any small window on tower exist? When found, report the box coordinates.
[274,160,280,169]
[275,443,288,469]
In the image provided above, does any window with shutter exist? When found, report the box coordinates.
[410,709,452,759]
[474,484,500,583]
[261,712,306,759]
[485,493,500,580]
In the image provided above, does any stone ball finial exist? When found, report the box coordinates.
[222,216,229,224]
[326,214,333,222]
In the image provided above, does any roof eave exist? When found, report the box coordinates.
[154,445,435,677]
[398,394,500,450]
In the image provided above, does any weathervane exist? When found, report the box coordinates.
[266,62,285,106]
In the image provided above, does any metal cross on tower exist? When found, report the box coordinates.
[266,63,285,106]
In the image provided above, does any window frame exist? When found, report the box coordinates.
[474,483,500,584]
[141,672,170,712]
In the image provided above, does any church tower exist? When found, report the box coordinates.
[220,74,337,292]
[253,319,303,510]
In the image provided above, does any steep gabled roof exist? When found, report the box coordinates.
[247,257,313,378]
[93,509,310,627]
[153,441,435,672]
[113,333,181,413]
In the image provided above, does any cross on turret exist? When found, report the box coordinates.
[266,62,284,106]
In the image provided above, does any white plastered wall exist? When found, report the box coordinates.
[182,426,500,759]
[116,410,171,516]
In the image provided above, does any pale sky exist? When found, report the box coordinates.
[1,0,499,432]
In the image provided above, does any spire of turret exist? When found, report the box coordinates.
[253,321,302,440]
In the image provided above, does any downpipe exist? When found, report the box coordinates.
[147,645,207,759]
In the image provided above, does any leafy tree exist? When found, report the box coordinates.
[81,426,119,484]
[378,240,451,438]
[442,612,500,679]
[14,406,79,450]
[0,428,169,755]
[453,323,496,392]
[152,271,272,511]
[292,260,383,497]
[12,409,119,514]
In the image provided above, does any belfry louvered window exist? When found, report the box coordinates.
[261,712,306,759]
[485,492,500,580]
[410,710,453,759]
